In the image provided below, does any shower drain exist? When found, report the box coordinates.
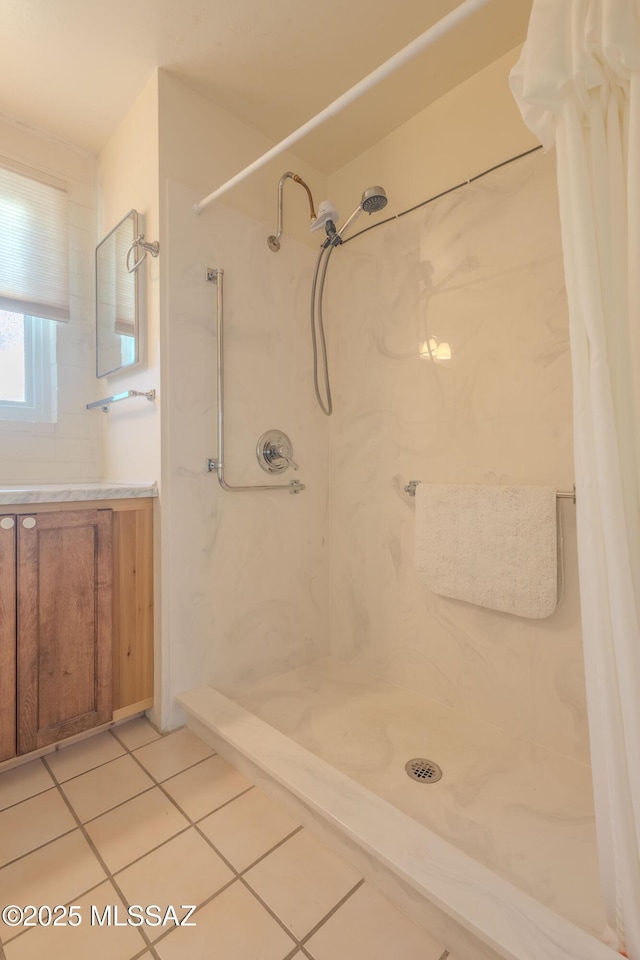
[405,758,443,783]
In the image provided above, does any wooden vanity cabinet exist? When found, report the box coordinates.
[0,514,17,762]
[17,509,113,755]
[0,497,154,763]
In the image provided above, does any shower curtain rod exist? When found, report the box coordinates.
[193,0,491,215]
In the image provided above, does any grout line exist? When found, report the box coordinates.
[131,948,157,960]
[131,750,219,786]
[50,730,217,788]
[41,755,158,958]
[192,780,256,826]
[118,729,372,954]
[124,743,301,950]
[106,725,217,798]
[283,945,302,960]
[0,760,57,812]
[0,824,78,871]
[0,786,52,814]
[2,735,273,951]
[237,876,301,949]
[2,877,109,945]
[237,825,304,874]
[80,784,157,825]
[123,744,250,839]
[108,727,162,752]
[147,876,239,948]
[48,750,130,787]
[109,721,185,751]
[2,727,387,960]
[194,784,255,820]
[109,824,193,877]
[298,878,365,947]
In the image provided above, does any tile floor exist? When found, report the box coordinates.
[0,718,451,960]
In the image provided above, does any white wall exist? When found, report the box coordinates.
[158,70,326,249]
[0,114,101,482]
[97,73,161,484]
[328,48,537,224]
[157,72,330,727]
[324,49,588,764]
[93,50,586,755]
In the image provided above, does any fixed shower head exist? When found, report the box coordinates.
[361,186,387,214]
[337,185,388,238]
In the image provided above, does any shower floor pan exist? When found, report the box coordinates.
[178,658,617,960]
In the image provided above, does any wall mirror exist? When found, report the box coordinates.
[96,209,139,378]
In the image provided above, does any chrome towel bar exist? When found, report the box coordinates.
[404,480,576,503]
[86,389,156,413]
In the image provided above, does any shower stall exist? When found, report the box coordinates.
[164,138,615,960]
[149,0,639,947]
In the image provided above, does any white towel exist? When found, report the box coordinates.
[415,484,558,619]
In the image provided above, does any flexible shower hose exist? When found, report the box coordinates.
[310,243,335,416]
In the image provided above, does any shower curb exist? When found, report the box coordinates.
[178,685,619,960]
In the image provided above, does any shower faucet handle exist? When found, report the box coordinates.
[257,430,299,474]
[277,448,299,471]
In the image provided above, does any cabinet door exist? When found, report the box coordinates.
[17,509,113,754]
[0,515,16,762]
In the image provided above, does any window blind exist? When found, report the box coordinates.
[0,162,70,323]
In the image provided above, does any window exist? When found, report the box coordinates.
[120,334,135,367]
[0,159,69,422]
[0,310,56,421]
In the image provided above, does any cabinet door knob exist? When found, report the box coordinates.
[0,517,14,530]
[22,517,36,529]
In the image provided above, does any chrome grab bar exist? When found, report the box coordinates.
[86,389,156,413]
[206,268,305,495]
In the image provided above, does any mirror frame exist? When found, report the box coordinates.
[95,208,140,378]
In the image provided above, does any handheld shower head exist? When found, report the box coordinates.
[337,185,388,238]
[361,186,387,214]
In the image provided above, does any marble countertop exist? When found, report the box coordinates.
[0,482,158,505]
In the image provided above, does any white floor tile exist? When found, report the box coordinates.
[85,787,189,873]
[162,756,251,821]
[0,789,75,867]
[0,830,105,943]
[133,729,213,782]
[155,880,295,960]
[115,828,234,940]
[0,760,53,812]
[305,882,445,960]
[244,830,361,939]
[3,880,145,960]
[61,754,154,822]
[46,733,125,783]
[113,717,160,751]
[199,787,300,870]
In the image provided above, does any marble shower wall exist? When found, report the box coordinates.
[163,180,330,725]
[325,150,590,764]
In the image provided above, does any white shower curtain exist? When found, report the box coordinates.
[511,2,640,956]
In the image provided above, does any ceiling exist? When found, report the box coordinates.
[0,0,532,172]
